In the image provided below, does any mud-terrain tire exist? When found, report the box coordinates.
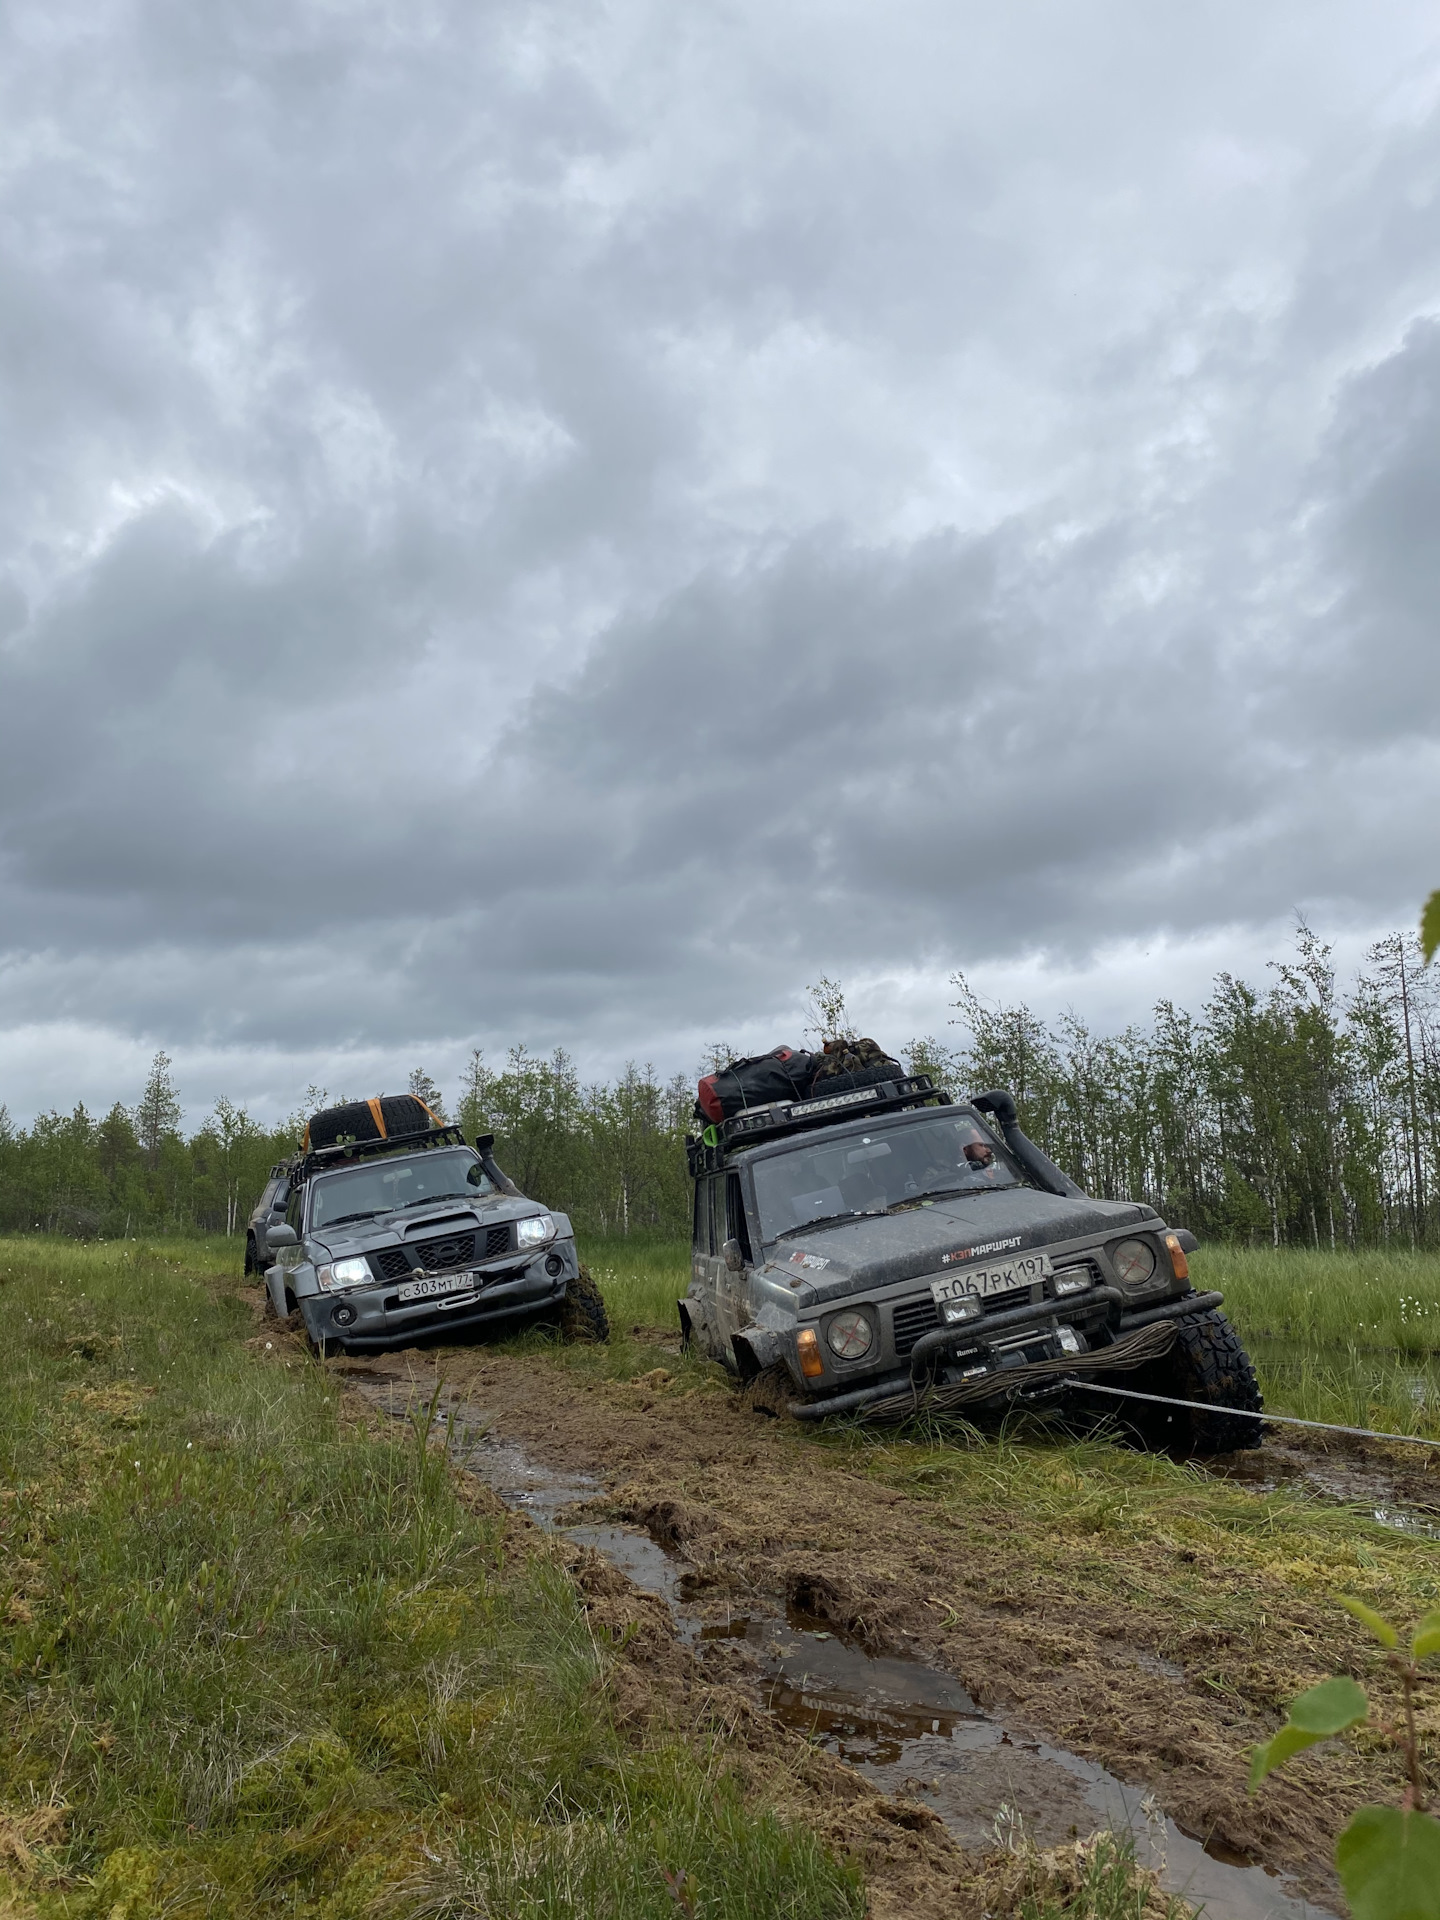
[743,1365,797,1419]
[244,1233,257,1276]
[1121,1308,1263,1455]
[558,1264,610,1344]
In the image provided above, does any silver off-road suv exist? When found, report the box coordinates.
[263,1117,607,1354]
[682,1073,1261,1454]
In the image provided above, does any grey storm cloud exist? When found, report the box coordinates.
[2,0,1440,1120]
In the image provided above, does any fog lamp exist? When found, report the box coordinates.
[1053,1271,1091,1296]
[332,1303,357,1327]
[796,1328,825,1378]
[941,1294,981,1325]
[317,1256,371,1292]
[516,1213,556,1247]
[1163,1232,1189,1282]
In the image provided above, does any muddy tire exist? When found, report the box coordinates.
[244,1233,257,1276]
[1120,1307,1263,1455]
[743,1364,797,1419]
[558,1264,610,1344]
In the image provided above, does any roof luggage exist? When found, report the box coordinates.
[301,1094,444,1154]
[696,1047,816,1124]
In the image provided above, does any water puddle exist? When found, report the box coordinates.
[1217,1436,1440,1537]
[354,1375,1336,1919]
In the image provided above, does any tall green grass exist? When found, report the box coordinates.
[0,1236,861,1919]
[1197,1245,1440,1439]
[578,1232,690,1334]
[1200,1244,1440,1353]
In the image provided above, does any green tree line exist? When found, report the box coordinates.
[916,924,1440,1249]
[2,924,1436,1247]
[0,1051,696,1243]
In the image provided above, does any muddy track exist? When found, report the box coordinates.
[247,1301,1437,1916]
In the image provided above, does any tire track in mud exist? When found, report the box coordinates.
[305,1335,1428,1918]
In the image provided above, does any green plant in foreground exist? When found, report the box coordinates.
[1250,1600,1440,1918]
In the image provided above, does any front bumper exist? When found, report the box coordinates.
[787,1287,1224,1421]
[299,1245,574,1351]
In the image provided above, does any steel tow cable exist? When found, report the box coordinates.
[1064,1378,1440,1451]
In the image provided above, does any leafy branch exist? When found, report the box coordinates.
[1250,1600,1440,1918]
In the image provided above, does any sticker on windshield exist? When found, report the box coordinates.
[788,1251,830,1270]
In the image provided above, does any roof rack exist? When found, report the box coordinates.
[686,1074,944,1175]
[294,1123,468,1182]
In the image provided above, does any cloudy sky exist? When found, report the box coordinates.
[2,0,1439,1125]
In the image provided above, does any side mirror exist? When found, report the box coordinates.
[268,1223,297,1248]
[722,1237,744,1273]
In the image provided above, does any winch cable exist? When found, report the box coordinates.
[1064,1378,1440,1452]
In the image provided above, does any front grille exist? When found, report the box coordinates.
[892,1295,940,1356]
[413,1228,478,1272]
[892,1281,1042,1356]
[369,1224,515,1283]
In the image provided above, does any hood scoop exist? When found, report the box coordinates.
[400,1211,476,1238]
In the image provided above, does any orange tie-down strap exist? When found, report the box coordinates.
[367,1097,388,1138]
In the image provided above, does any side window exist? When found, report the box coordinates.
[285,1185,304,1235]
[692,1180,705,1252]
[707,1176,724,1255]
[726,1172,752,1264]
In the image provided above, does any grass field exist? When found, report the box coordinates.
[0,1235,861,1919]
[578,1232,1440,1439]
[3,1232,1438,1915]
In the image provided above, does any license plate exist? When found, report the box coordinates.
[931,1251,1052,1311]
[397,1272,479,1303]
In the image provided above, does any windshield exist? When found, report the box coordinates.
[308,1150,494,1230]
[750,1114,1022,1242]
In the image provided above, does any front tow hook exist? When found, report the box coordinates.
[907,1286,1124,1376]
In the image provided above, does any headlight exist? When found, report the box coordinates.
[516,1214,556,1248]
[825,1309,874,1359]
[317,1256,371,1292]
[1112,1239,1158,1288]
[1054,1270,1091,1296]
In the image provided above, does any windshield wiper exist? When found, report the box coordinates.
[393,1193,470,1212]
[319,1209,383,1227]
[775,1208,885,1239]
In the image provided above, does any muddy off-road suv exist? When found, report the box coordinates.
[682,1066,1261,1453]
[262,1096,608,1354]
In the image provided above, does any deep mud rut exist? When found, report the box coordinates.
[250,1300,1440,1918]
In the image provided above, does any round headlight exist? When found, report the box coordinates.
[516,1213,557,1247]
[825,1309,874,1360]
[1112,1239,1157,1288]
[317,1255,371,1292]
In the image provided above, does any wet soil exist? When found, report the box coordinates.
[1217,1435,1440,1536]
[291,1325,1428,1920]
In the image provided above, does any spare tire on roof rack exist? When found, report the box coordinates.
[301,1094,444,1154]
